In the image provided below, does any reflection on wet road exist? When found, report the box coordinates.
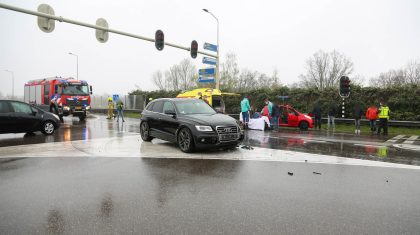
[243,129,420,166]
[1,157,419,234]
[0,115,139,147]
[1,114,419,166]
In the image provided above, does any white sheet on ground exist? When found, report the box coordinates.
[239,113,270,131]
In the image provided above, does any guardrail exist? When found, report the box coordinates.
[224,114,420,128]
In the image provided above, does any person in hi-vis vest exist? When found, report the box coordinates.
[107,97,114,119]
[377,102,390,135]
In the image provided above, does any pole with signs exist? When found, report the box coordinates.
[203,42,218,89]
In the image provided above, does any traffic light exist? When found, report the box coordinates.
[155,30,164,51]
[190,40,198,59]
[339,76,351,97]
[344,77,351,95]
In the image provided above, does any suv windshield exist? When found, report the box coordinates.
[175,99,216,115]
[62,84,89,95]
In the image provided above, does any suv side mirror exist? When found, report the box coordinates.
[164,110,176,117]
[31,107,38,116]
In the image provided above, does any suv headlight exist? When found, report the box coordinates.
[195,125,213,132]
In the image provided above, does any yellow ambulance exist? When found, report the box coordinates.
[176,88,238,113]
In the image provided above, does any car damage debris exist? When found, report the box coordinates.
[288,172,294,176]
[313,172,321,175]
[241,145,254,150]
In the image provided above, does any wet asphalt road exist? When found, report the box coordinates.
[1,115,420,234]
[1,114,419,165]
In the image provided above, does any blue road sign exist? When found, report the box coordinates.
[112,94,119,101]
[203,42,218,52]
[199,68,215,76]
[198,76,215,83]
[202,57,217,65]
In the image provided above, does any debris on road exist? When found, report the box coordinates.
[313,172,322,175]
[288,172,293,176]
[241,145,254,150]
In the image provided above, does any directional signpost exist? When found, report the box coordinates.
[198,76,215,83]
[198,68,215,83]
[199,68,215,76]
[203,42,218,52]
[202,56,217,65]
[202,42,219,88]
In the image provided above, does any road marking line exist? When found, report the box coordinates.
[393,144,420,152]
[385,135,405,143]
[354,144,382,148]
[403,136,418,145]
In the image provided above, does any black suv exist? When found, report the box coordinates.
[0,100,60,135]
[140,98,244,152]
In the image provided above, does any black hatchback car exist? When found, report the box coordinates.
[140,98,244,152]
[0,100,60,135]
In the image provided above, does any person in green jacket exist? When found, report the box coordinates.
[264,98,273,116]
[241,95,251,129]
[116,99,125,123]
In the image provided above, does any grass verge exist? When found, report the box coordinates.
[124,112,141,119]
[322,123,420,136]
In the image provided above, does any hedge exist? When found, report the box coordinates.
[130,85,420,121]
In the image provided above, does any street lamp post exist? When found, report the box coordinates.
[4,70,14,99]
[203,9,220,90]
[68,52,79,80]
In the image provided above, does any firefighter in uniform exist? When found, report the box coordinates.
[107,97,114,119]
[377,102,390,135]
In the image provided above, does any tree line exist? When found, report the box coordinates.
[150,50,419,92]
[131,50,420,120]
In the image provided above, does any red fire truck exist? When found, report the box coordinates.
[24,76,92,121]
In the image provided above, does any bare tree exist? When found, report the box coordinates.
[370,61,420,88]
[177,58,196,90]
[165,64,181,90]
[405,60,420,85]
[271,68,281,89]
[220,52,240,91]
[257,73,271,88]
[152,70,165,90]
[237,69,258,92]
[159,58,198,91]
[299,50,354,90]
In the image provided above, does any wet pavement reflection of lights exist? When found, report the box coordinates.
[63,128,71,142]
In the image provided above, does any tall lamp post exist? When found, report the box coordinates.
[202,9,220,90]
[68,52,79,80]
[4,70,14,99]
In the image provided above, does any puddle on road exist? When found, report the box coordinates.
[243,130,420,166]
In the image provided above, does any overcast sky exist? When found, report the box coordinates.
[1,0,419,97]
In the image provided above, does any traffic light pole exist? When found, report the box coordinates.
[0,2,218,59]
[339,93,350,118]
